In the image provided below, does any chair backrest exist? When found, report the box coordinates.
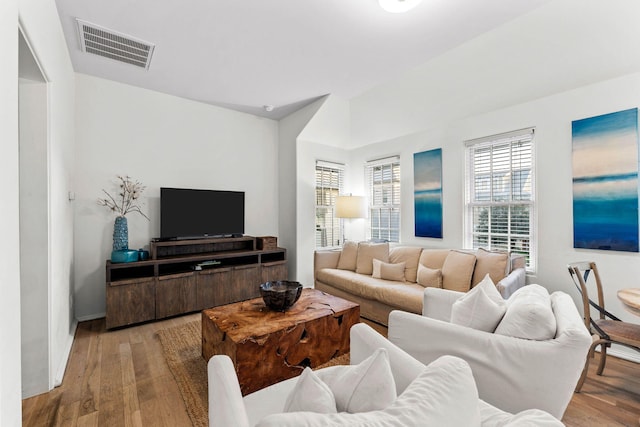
[567,261,618,332]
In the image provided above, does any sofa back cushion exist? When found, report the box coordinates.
[355,242,390,275]
[418,249,450,269]
[441,250,477,292]
[337,241,358,271]
[471,248,510,287]
[389,246,422,282]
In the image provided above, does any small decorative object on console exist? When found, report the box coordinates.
[257,236,277,250]
[260,281,302,311]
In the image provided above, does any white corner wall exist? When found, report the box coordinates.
[74,74,280,320]
[0,0,21,424]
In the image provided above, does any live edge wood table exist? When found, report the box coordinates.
[201,288,360,395]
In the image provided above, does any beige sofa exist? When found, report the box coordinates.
[314,242,526,326]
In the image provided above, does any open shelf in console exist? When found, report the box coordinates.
[151,236,256,259]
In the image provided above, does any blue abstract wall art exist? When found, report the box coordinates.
[414,148,443,238]
[572,108,639,252]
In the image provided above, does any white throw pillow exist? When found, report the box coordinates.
[450,274,507,333]
[494,284,557,340]
[372,259,406,281]
[316,347,396,413]
[256,355,481,427]
[283,367,337,414]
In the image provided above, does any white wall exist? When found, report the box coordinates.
[74,74,280,319]
[278,97,326,281]
[295,96,351,287]
[0,0,21,423]
[19,80,49,397]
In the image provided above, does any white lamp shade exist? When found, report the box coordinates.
[336,195,367,219]
[379,0,422,13]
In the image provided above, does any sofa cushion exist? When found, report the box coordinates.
[495,284,557,341]
[389,246,422,282]
[355,242,390,275]
[283,367,337,414]
[373,259,406,282]
[450,274,507,333]
[378,283,425,314]
[336,241,358,271]
[441,250,477,292]
[256,355,481,427]
[416,264,443,288]
[471,248,509,287]
[316,348,396,413]
[418,249,450,269]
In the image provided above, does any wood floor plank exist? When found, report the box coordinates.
[22,312,640,427]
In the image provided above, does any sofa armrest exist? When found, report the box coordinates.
[314,250,341,279]
[208,355,250,427]
[422,287,464,321]
[496,268,526,299]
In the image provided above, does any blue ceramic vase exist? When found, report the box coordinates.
[113,216,129,251]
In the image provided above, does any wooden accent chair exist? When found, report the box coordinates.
[567,261,640,392]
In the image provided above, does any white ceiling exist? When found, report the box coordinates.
[54,0,551,119]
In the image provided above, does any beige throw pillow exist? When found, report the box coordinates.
[355,242,390,275]
[372,259,406,282]
[471,248,509,287]
[416,264,443,288]
[441,250,477,292]
[337,241,358,271]
[389,246,422,282]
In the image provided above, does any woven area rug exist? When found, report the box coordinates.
[157,320,350,427]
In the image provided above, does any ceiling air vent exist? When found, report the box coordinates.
[76,19,155,70]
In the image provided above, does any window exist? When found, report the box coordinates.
[366,156,401,242]
[315,161,344,248]
[465,129,535,270]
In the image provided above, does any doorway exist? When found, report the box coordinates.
[18,28,51,398]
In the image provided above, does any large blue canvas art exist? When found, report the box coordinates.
[414,148,443,238]
[572,108,639,252]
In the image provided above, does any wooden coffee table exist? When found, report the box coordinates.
[202,288,360,395]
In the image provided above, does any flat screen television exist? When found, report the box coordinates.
[160,187,245,240]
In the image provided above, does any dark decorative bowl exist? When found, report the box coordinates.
[259,281,303,311]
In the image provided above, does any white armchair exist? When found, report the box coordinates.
[208,322,564,427]
[388,287,592,420]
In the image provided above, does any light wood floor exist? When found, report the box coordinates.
[23,313,640,426]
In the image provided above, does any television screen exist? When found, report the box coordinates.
[160,187,245,239]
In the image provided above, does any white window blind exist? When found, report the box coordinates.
[465,129,535,270]
[315,161,344,248]
[366,156,401,242]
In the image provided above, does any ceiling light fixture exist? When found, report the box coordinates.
[379,0,422,13]
[263,105,274,112]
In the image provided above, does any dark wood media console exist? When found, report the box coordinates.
[105,236,287,329]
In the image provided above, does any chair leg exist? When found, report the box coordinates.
[596,342,610,376]
[575,338,607,392]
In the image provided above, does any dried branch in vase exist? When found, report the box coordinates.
[98,175,150,220]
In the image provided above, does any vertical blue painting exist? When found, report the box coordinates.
[572,108,639,252]
[414,148,443,238]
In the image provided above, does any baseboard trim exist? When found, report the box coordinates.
[76,312,105,322]
[54,318,78,387]
[604,345,640,364]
